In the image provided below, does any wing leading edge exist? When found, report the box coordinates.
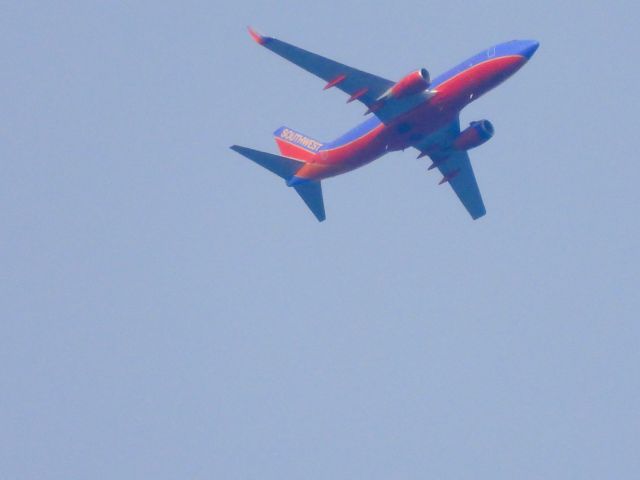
[247,27,396,121]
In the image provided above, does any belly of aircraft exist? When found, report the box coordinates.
[301,55,527,182]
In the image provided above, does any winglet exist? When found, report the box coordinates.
[247,26,270,45]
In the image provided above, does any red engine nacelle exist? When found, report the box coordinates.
[390,68,431,98]
[452,120,495,151]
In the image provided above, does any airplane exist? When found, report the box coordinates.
[231,28,539,222]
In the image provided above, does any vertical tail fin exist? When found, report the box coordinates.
[273,126,324,161]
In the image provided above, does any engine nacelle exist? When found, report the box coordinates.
[390,68,431,98]
[452,120,494,151]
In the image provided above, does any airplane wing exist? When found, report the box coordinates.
[247,27,397,121]
[414,119,487,220]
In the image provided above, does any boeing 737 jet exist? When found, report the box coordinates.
[231,28,539,221]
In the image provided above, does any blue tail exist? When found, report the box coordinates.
[230,145,326,222]
[291,181,325,222]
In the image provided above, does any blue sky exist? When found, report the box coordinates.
[2,1,639,478]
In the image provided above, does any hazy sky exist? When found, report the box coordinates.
[2,1,639,478]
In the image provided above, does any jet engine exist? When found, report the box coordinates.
[364,68,432,114]
[452,120,494,151]
[390,68,431,98]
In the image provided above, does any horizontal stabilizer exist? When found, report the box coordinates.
[230,145,303,179]
[293,181,326,222]
[230,145,326,222]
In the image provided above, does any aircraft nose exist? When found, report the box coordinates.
[521,40,540,60]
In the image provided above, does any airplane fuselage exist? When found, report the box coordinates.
[233,32,539,221]
[291,40,538,182]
